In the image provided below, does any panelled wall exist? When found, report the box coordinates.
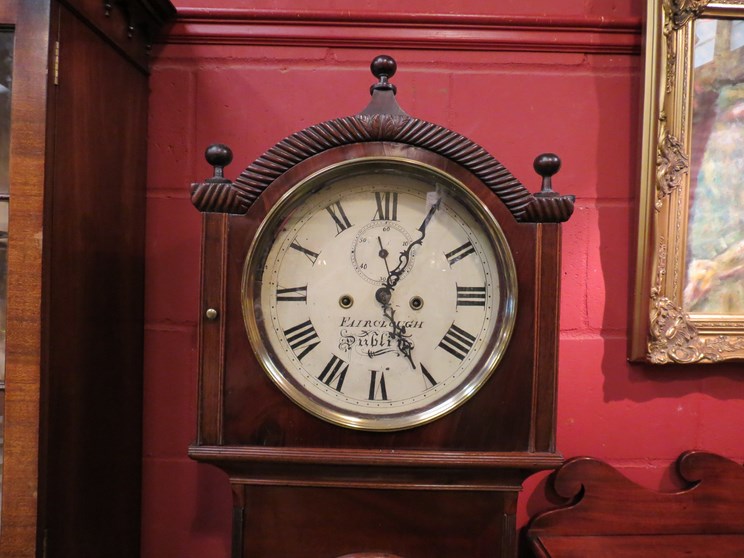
[143,1,744,556]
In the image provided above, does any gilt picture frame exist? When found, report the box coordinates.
[631,0,744,363]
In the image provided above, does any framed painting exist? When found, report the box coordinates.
[631,0,744,363]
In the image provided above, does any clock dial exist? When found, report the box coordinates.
[242,158,516,430]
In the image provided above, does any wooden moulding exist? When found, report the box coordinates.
[188,445,565,490]
[166,9,641,54]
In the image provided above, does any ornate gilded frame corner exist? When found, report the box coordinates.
[631,0,744,363]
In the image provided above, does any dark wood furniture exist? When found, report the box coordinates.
[526,451,744,557]
[190,57,574,557]
[0,0,174,556]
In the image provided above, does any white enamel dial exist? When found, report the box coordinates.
[242,158,516,430]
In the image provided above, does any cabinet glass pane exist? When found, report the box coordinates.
[0,27,13,519]
[0,29,10,194]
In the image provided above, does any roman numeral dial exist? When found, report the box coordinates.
[245,162,516,431]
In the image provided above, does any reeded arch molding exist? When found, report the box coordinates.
[190,112,574,223]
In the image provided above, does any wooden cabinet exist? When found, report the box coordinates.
[0,0,174,555]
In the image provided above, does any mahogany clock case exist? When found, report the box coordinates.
[196,141,562,455]
[189,57,572,558]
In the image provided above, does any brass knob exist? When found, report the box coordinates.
[205,308,218,321]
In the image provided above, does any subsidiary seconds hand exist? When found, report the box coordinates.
[377,236,391,277]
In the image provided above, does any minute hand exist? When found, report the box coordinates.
[386,198,441,290]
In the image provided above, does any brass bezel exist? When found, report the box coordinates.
[241,156,517,430]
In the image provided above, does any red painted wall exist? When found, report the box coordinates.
[143,1,744,556]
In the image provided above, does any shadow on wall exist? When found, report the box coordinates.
[596,64,744,403]
[521,46,744,542]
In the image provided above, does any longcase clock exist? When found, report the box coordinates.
[189,56,574,558]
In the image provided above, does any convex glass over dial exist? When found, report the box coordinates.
[242,158,516,430]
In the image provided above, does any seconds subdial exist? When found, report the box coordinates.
[351,221,415,285]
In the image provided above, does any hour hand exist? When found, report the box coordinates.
[377,298,416,369]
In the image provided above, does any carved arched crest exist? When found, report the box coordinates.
[191,56,574,224]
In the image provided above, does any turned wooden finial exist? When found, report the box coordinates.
[520,152,574,222]
[204,144,233,183]
[370,54,398,95]
[533,153,561,196]
[360,55,407,117]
